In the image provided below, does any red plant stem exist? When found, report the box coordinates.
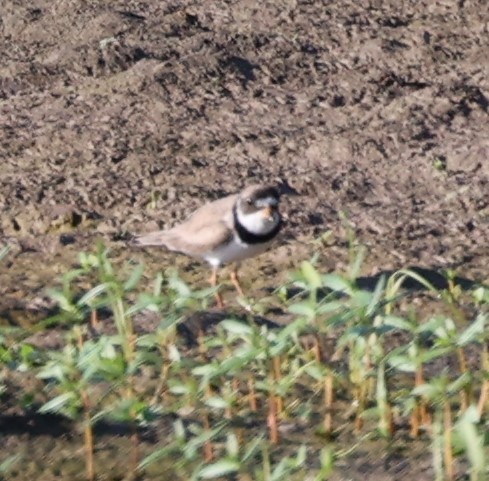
[410,407,420,438]
[415,365,430,427]
[202,413,214,462]
[267,394,279,444]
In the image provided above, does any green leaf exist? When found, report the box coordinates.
[276,315,309,341]
[412,383,440,399]
[473,286,489,304]
[456,314,486,347]
[351,290,373,310]
[220,320,253,336]
[387,355,416,372]
[456,406,485,473]
[192,364,219,377]
[37,363,67,381]
[447,372,471,395]
[47,289,77,313]
[205,396,229,409]
[226,433,239,457]
[301,261,322,290]
[288,301,315,319]
[39,392,77,414]
[169,275,192,298]
[138,444,179,470]
[317,300,344,314]
[366,275,385,316]
[153,272,164,297]
[321,274,352,294]
[0,454,21,474]
[348,245,366,280]
[304,363,327,381]
[77,284,108,306]
[124,263,145,291]
[383,315,414,332]
[419,346,451,363]
[198,459,240,478]
[242,435,265,463]
[168,382,193,395]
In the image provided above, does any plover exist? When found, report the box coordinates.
[132,184,289,307]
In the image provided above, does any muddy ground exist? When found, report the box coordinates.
[1,0,488,479]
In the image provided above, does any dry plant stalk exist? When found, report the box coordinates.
[131,429,140,478]
[386,402,395,436]
[151,360,171,405]
[443,400,454,481]
[456,347,470,410]
[477,379,489,417]
[90,309,98,329]
[197,328,207,357]
[248,376,258,412]
[354,386,365,433]
[323,373,334,433]
[313,335,335,434]
[477,344,489,417]
[411,365,430,437]
[312,335,321,363]
[81,391,95,481]
[76,329,95,481]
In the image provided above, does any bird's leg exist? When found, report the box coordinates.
[230,263,245,298]
[209,266,224,308]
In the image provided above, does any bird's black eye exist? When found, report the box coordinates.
[246,198,253,206]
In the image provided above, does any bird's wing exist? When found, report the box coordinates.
[133,194,237,258]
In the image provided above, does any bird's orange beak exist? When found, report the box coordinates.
[261,206,274,220]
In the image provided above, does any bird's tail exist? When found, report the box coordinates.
[130,230,170,247]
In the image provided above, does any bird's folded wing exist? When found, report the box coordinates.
[170,220,234,255]
[133,220,234,257]
[133,193,237,255]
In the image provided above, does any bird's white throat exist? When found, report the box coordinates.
[236,208,280,236]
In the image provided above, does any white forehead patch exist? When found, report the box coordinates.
[255,196,278,208]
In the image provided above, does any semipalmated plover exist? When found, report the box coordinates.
[132,184,288,307]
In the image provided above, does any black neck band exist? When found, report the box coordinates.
[232,205,282,244]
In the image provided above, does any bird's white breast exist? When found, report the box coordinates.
[204,236,271,267]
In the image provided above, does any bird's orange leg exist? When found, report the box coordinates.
[209,266,224,308]
[230,264,245,298]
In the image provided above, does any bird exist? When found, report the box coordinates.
[132,183,290,307]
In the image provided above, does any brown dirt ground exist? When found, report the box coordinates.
[1,0,488,479]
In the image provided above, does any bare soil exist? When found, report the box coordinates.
[1,0,488,479]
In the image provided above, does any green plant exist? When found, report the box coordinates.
[2,240,487,481]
